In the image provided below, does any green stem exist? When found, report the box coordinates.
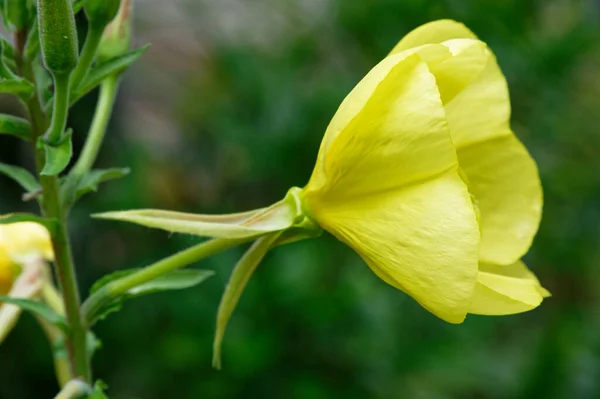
[15,29,88,382]
[45,72,71,145]
[39,175,91,382]
[69,24,104,92]
[71,75,119,176]
[82,238,248,326]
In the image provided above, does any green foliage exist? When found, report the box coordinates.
[84,0,119,29]
[0,78,34,96]
[23,21,40,62]
[0,162,40,192]
[86,269,214,326]
[0,114,32,139]
[72,45,149,103]
[40,128,72,176]
[0,296,68,332]
[89,380,109,399]
[61,167,130,209]
[0,213,57,232]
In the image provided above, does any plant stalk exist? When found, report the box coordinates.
[16,27,90,383]
[82,238,248,326]
[69,24,104,92]
[39,175,91,382]
[44,72,70,145]
[72,75,119,176]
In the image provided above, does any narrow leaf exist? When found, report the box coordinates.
[0,213,57,233]
[23,21,40,62]
[0,77,34,96]
[77,168,130,198]
[0,163,40,192]
[0,114,32,139]
[0,296,68,332]
[41,129,73,176]
[72,45,149,103]
[213,232,281,369]
[93,200,296,240]
[87,269,214,324]
[72,0,86,14]
[61,168,130,209]
[89,380,109,399]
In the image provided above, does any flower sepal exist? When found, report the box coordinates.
[94,186,323,242]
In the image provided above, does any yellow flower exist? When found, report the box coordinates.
[303,20,548,322]
[0,248,14,296]
[0,222,56,343]
[0,222,55,263]
[97,21,549,326]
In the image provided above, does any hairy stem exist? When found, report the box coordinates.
[72,75,119,175]
[82,238,248,326]
[15,28,90,383]
[39,175,91,382]
[69,24,104,92]
[44,72,71,144]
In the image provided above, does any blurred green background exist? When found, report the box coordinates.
[2,0,600,398]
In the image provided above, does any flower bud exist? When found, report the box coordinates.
[37,0,78,75]
[84,0,120,30]
[97,0,131,62]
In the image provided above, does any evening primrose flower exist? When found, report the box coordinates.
[0,222,57,342]
[97,20,549,365]
[385,19,548,314]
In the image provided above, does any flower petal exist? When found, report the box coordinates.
[390,24,542,264]
[0,249,13,296]
[469,261,550,315]
[443,51,511,147]
[390,19,477,54]
[390,20,511,147]
[308,172,480,323]
[308,44,455,191]
[308,53,459,199]
[458,133,542,265]
[0,259,44,343]
[427,39,490,105]
[0,222,54,262]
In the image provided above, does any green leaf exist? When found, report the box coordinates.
[87,269,214,324]
[72,0,87,14]
[0,114,32,140]
[87,331,102,360]
[89,380,109,399]
[0,213,58,233]
[61,168,130,210]
[213,232,282,369]
[72,45,149,103]
[0,296,68,332]
[77,168,130,199]
[0,77,34,96]
[0,162,40,192]
[24,21,40,62]
[40,129,73,176]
